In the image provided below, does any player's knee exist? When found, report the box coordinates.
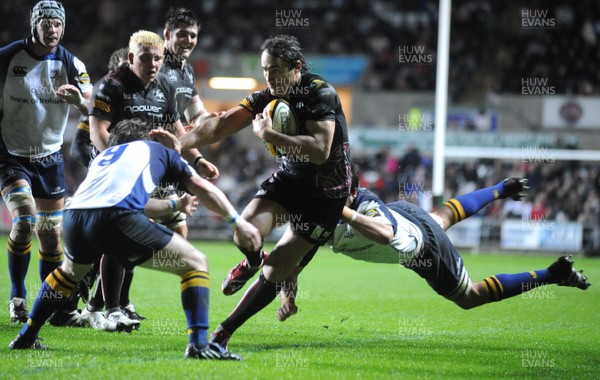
[453,284,485,310]
[36,211,63,242]
[4,187,36,239]
[60,258,89,282]
[432,206,454,230]
[454,298,476,310]
[3,186,35,213]
[11,215,36,241]
[175,250,207,275]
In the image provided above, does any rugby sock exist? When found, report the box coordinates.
[482,270,553,301]
[60,286,81,311]
[237,245,264,267]
[39,250,63,283]
[119,269,135,306]
[444,181,505,222]
[88,277,105,310]
[8,238,32,299]
[181,270,210,346]
[221,273,279,334]
[19,268,75,339]
[101,256,125,310]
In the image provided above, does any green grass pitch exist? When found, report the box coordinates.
[0,237,598,379]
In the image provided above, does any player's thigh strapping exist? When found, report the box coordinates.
[388,201,471,301]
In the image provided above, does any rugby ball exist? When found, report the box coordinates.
[264,99,298,156]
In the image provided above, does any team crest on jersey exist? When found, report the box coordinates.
[166,69,178,81]
[153,89,166,102]
[309,79,326,90]
[365,209,381,218]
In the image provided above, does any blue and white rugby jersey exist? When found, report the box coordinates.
[0,37,92,158]
[331,188,424,264]
[67,141,195,211]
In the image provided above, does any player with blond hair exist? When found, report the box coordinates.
[84,30,218,331]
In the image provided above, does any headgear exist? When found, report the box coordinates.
[30,1,65,41]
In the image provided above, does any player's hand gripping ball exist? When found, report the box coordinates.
[264,99,298,156]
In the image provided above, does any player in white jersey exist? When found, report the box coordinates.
[9,118,260,360]
[276,167,590,321]
[0,1,92,323]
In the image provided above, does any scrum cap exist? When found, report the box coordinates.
[30,1,65,38]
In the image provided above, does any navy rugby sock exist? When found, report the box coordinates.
[181,271,210,346]
[221,273,278,334]
[39,250,63,284]
[444,181,505,222]
[8,238,31,299]
[19,268,74,339]
[482,270,553,301]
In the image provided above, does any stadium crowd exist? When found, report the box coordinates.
[2,0,599,99]
[3,0,598,235]
[352,146,600,227]
[63,131,600,234]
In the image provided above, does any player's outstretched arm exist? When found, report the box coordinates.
[171,120,219,180]
[145,193,198,218]
[184,175,261,251]
[180,106,253,150]
[341,206,394,245]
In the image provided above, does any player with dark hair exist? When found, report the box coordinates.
[162,6,209,127]
[156,7,222,238]
[0,0,92,323]
[9,119,260,360]
[160,34,352,350]
[275,169,590,321]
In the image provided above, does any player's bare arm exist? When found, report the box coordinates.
[181,106,253,149]
[341,206,394,245]
[184,175,261,251]
[254,108,334,165]
[184,95,209,124]
[89,115,111,152]
[145,193,198,218]
[171,120,219,179]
